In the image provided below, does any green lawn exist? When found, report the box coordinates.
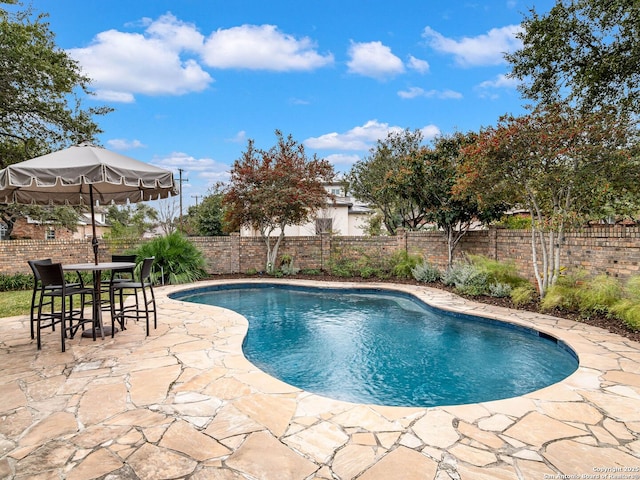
[0,290,32,318]
[0,289,113,319]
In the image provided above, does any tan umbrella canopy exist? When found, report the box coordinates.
[0,141,176,263]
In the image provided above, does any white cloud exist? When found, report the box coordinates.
[305,120,439,151]
[93,90,136,103]
[398,87,462,100]
[152,151,231,187]
[346,41,405,79]
[141,14,204,52]
[324,153,362,166]
[68,14,212,102]
[475,74,520,99]
[397,87,424,99]
[289,97,311,105]
[420,125,441,140]
[199,169,231,183]
[106,138,146,150]
[201,24,333,71]
[152,151,228,173]
[408,55,430,74]
[305,120,401,151]
[422,24,522,67]
[226,131,248,143]
[477,73,519,89]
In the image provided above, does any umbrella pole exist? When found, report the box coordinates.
[89,185,99,265]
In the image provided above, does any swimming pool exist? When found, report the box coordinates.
[173,283,579,407]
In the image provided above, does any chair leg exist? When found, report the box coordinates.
[149,285,157,330]
[68,294,74,338]
[110,287,117,338]
[36,295,44,350]
[141,287,150,335]
[30,287,37,340]
[110,285,127,335]
[86,290,97,342]
[60,300,66,353]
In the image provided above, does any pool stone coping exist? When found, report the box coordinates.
[0,278,638,479]
[172,280,581,406]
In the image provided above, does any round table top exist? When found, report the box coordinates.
[62,262,136,271]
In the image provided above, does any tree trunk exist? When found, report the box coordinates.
[530,225,543,295]
[0,211,17,239]
[447,228,454,268]
[261,226,286,273]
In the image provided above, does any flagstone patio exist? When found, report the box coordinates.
[1,279,639,480]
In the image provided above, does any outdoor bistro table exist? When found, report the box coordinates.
[63,262,136,338]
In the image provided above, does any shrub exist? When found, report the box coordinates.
[390,250,421,279]
[622,275,640,302]
[442,262,489,295]
[359,265,378,279]
[328,247,419,280]
[538,269,626,315]
[610,275,640,331]
[135,232,208,285]
[299,269,321,275]
[610,299,640,331]
[488,282,512,298]
[412,259,441,283]
[576,274,622,316]
[442,255,529,297]
[442,263,466,287]
[540,270,587,312]
[279,255,300,276]
[328,247,359,277]
[493,215,532,230]
[442,256,531,298]
[511,284,536,307]
[466,254,529,288]
[0,272,33,292]
[454,265,490,296]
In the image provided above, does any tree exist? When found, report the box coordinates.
[155,198,178,235]
[104,204,158,240]
[347,129,426,235]
[507,0,640,115]
[0,2,110,236]
[0,3,109,160]
[458,103,640,296]
[0,203,80,238]
[387,132,506,267]
[134,231,207,285]
[223,130,335,273]
[187,188,227,236]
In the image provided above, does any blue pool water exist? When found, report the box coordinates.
[173,284,579,407]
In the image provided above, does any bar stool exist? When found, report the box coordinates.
[100,254,137,311]
[34,262,95,352]
[27,259,84,342]
[27,259,54,341]
[109,257,157,336]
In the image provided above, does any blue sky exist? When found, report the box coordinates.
[26,0,553,208]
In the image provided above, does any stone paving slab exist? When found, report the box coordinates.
[1,279,639,479]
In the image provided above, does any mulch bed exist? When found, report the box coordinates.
[204,273,640,344]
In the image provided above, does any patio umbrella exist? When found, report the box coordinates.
[0,141,177,264]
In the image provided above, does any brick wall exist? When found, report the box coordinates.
[3,239,95,274]
[10,217,75,241]
[3,227,640,282]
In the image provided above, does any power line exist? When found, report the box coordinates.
[177,168,188,231]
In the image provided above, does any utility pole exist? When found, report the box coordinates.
[191,194,201,207]
[177,168,188,232]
